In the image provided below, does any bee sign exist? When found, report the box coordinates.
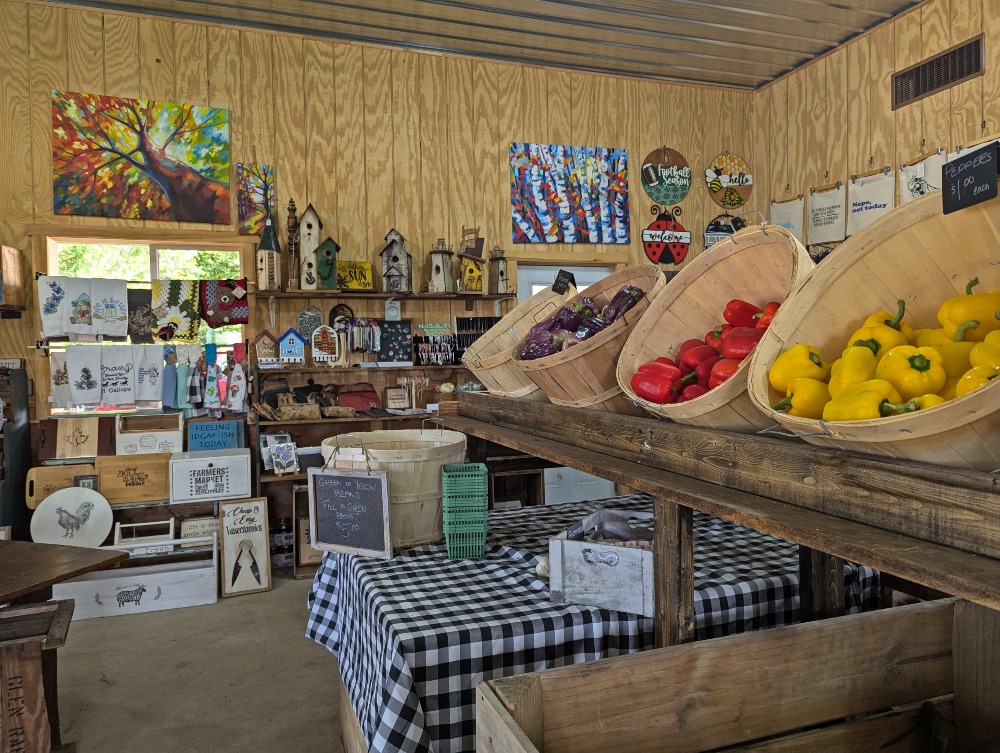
[705,151,753,209]
[336,260,375,290]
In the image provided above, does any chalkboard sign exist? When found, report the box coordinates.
[943,141,998,215]
[307,467,392,559]
[187,420,244,451]
[376,319,412,364]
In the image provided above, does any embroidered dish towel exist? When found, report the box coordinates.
[66,345,102,405]
[100,346,136,405]
[152,280,200,342]
[136,345,165,402]
[37,276,69,338]
[204,364,223,409]
[200,278,249,327]
[49,353,72,408]
[224,362,247,412]
[91,279,129,337]
[127,288,155,344]
[62,278,94,336]
[162,347,178,409]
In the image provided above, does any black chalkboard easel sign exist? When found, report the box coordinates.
[943,141,999,215]
[307,467,392,559]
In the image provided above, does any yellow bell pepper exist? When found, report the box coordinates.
[938,377,960,401]
[914,328,952,348]
[821,379,916,421]
[862,299,915,343]
[847,322,908,360]
[936,277,1000,341]
[767,344,831,393]
[913,393,946,410]
[773,377,831,419]
[970,330,1000,370]
[875,345,947,400]
[936,320,980,378]
[828,346,877,398]
[955,365,1000,398]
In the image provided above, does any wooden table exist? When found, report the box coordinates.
[0,540,127,752]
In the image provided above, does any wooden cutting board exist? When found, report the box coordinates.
[95,453,171,505]
[25,464,96,510]
[36,418,115,460]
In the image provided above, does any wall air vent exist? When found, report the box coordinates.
[893,34,984,110]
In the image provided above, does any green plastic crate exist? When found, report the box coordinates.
[444,521,488,559]
[441,463,489,496]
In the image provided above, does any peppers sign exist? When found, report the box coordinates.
[643,206,690,266]
[640,147,692,206]
[942,141,999,215]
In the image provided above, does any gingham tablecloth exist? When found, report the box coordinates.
[306,494,880,753]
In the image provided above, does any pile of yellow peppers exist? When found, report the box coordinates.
[768,278,1000,421]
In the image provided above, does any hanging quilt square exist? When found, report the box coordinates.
[200,278,249,327]
[152,280,200,342]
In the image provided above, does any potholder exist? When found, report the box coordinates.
[200,278,249,328]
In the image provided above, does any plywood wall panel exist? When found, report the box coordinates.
[28,3,67,230]
[331,44,365,259]
[920,0,953,153]
[0,1,32,247]
[846,38,872,177]
[786,71,808,192]
[303,39,336,226]
[546,70,573,146]
[825,50,848,183]
[495,63,522,252]
[416,54,448,265]
[472,61,500,252]
[392,50,423,280]
[893,10,922,165]
[138,18,175,101]
[950,0,984,148]
[66,9,104,94]
[207,26,241,233]
[868,23,896,172]
[767,77,789,200]
[447,58,476,248]
[803,59,827,188]
[102,12,139,100]
[983,0,1000,134]
[522,66,548,146]
[749,86,771,216]
[173,23,208,104]
[272,34,307,251]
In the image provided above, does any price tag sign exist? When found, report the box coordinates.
[942,142,999,215]
[308,467,392,559]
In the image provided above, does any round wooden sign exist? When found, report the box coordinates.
[704,213,747,249]
[640,147,692,206]
[642,206,690,265]
[705,152,753,208]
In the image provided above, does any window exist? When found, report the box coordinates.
[516,264,613,303]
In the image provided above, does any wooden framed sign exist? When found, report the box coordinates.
[186,420,244,452]
[336,260,375,290]
[219,498,272,597]
[307,467,391,559]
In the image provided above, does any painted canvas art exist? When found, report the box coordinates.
[52,90,230,223]
[236,162,275,234]
[510,142,629,244]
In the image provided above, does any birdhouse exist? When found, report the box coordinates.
[379,228,412,294]
[253,330,280,368]
[488,245,511,295]
[255,213,281,292]
[457,225,485,294]
[278,327,307,365]
[299,203,323,291]
[316,237,341,290]
[427,238,454,294]
[286,199,300,290]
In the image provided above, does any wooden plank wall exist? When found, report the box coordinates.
[754,0,994,211]
[0,0,753,383]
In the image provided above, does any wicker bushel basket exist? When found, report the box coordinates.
[513,265,666,415]
[461,284,576,400]
[746,192,1000,471]
[616,225,813,432]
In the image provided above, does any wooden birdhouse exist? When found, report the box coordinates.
[253,330,280,368]
[427,238,455,294]
[457,225,485,294]
[379,228,412,294]
[255,213,281,292]
[278,327,307,365]
[488,245,511,294]
[316,237,341,290]
[299,203,323,291]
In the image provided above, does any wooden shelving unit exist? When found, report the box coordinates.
[253,290,515,302]
[256,414,432,427]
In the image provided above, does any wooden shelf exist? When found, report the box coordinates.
[255,365,465,375]
[260,472,308,484]
[252,290,515,302]
[257,414,429,426]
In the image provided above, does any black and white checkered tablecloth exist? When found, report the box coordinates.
[306,494,880,753]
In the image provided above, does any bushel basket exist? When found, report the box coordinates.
[617,225,813,432]
[513,265,666,415]
[746,192,1000,471]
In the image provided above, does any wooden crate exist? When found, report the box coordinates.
[95,453,170,504]
[115,413,184,455]
[168,448,252,503]
[477,599,973,753]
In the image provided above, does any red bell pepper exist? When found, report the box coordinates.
[630,361,686,404]
[704,324,732,354]
[708,358,741,389]
[654,356,677,368]
[694,354,722,386]
[754,301,781,329]
[721,326,764,360]
[674,383,709,403]
[676,338,705,360]
[679,344,720,375]
[723,299,762,328]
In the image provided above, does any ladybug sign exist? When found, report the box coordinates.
[642,206,690,265]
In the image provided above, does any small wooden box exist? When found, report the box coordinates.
[548,508,654,617]
[297,517,324,566]
[95,453,171,505]
[169,448,252,503]
[116,413,184,455]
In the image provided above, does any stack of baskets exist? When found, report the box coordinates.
[442,463,489,559]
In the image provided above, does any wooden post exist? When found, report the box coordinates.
[654,496,694,647]
[1,642,51,753]
[954,600,1000,750]
[798,547,845,622]
[466,434,489,464]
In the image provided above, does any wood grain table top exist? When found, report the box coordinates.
[0,540,128,603]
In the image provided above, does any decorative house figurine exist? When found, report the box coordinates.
[311,324,339,363]
[488,245,510,294]
[298,203,323,291]
[457,225,485,294]
[379,228,413,294]
[278,327,307,365]
[316,237,341,290]
[286,199,300,290]
[427,238,455,294]
[256,213,281,292]
[253,330,280,369]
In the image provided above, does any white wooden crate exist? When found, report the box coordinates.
[548,509,655,617]
[52,535,217,620]
[169,448,252,503]
[115,413,184,455]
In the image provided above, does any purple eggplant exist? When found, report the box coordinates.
[529,316,556,336]
[518,331,560,360]
[574,315,608,341]
[578,297,598,317]
[602,285,644,322]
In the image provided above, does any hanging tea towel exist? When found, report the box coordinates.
[187,362,205,407]
[49,353,72,409]
[66,345,102,405]
[127,287,155,344]
[807,185,847,246]
[204,364,223,409]
[152,280,200,342]
[100,346,136,405]
[136,345,165,402]
[846,171,895,236]
[175,362,193,410]
[769,196,805,245]
[37,276,70,338]
[224,361,247,412]
[200,278,249,327]
[162,346,177,409]
[91,278,129,337]
[62,278,94,336]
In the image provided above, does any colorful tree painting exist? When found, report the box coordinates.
[52,90,231,223]
[236,162,275,234]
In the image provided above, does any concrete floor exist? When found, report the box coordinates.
[57,575,345,753]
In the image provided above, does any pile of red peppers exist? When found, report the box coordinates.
[630,298,780,405]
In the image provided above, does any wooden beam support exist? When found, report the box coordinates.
[654,497,694,646]
[953,600,1000,751]
[798,547,845,622]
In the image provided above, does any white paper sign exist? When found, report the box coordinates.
[899,151,946,204]
[847,171,895,236]
[808,185,847,245]
[769,197,805,244]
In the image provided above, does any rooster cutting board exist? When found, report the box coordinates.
[25,463,96,509]
[95,453,170,504]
